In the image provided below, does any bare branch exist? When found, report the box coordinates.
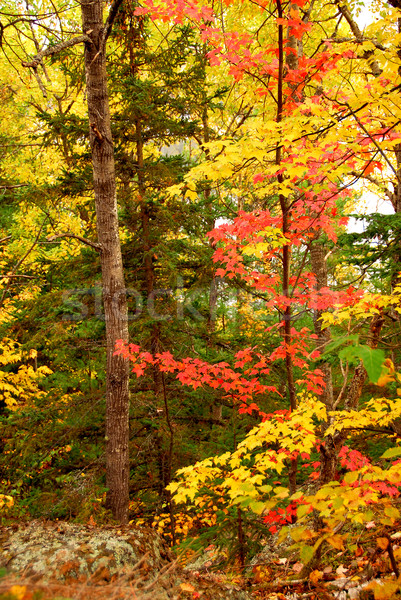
[349,169,395,206]
[324,36,386,51]
[0,218,47,309]
[22,34,91,68]
[0,184,29,189]
[348,108,399,178]
[102,0,124,48]
[32,67,48,97]
[0,274,37,279]
[334,0,382,76]
[46,233,101,251]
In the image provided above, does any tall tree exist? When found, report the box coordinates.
[80,0,130,523]
[17,0,131,522]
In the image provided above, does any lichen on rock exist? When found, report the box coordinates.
[0,521,171,583]
[0,521,251,600]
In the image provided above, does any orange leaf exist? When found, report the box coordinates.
[309,569,323,584]
[377,537,389,550]
[9,587,27,600]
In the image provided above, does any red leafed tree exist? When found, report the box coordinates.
[114,0,401,523]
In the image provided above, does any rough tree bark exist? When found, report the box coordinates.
[81,0,130,524]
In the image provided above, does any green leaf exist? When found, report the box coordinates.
[248,500,266,515]
[322,334,359,357]
[300,545,314,564]
[381,446,401,459]
[258,484,273,493]
[344,471,359,484]
[278,525,289,544]
[297,503,311,519]
[339,345,385,383]
[384,506,400,519]
[332,496,344,509]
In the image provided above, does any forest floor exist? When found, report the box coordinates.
[0,519,399,600]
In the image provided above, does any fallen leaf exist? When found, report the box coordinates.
[377,537,389,550]
[253,565,272,583]
[180,583,196,593]
[309,569,323,585]
[292,562,304,573]
[336,564,348,576]
[366,579,400,600]
[327,535,345,551]
[9,587,27,600]
[365,521,376,529]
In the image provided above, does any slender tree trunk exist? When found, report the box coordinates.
[392,17,401,288]
[81,0,130,523]
[136,114,176,534]
[345,314,385,410]
[310,238,338,484]
[202,101,223,422]
[276,0,297,495]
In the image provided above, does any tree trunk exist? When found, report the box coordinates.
[310,238,337,484]
[81,0,130,524]
[345,313,385,410]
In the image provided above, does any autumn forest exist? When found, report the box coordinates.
[1,0,401,596]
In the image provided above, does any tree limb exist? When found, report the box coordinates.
[46,233,101,251]
[324,36,386,51]
[102,0,124,48]
[0,184,29,190]
[0,218,47,309]
[0,273,37,279]
[334,0,382,76]
[22,34,91,68]
[349,170,395,206]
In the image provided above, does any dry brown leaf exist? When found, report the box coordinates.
[335,564,348,576]
[292,562,304,573]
